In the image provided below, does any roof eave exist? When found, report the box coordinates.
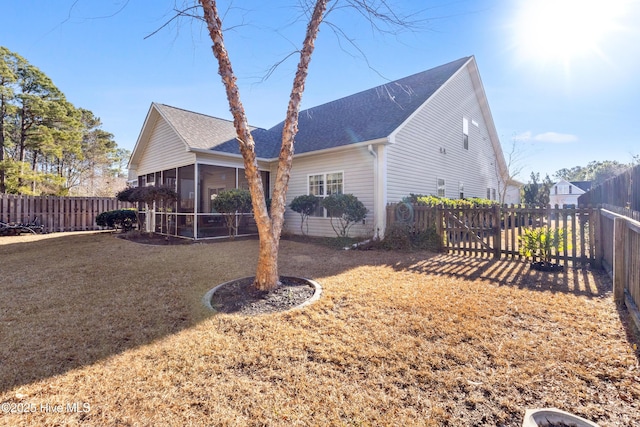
[192,137,390,162]
[288,137,390,160]
[189,146,272,163]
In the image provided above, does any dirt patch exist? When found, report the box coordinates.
[208,276,316,315]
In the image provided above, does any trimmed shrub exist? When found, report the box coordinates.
[406,193,496,208]
[96,209,137,232]
[321,193,367,238]
[116,186,178,231]
[211,189,253,238]
[289,194,320,235]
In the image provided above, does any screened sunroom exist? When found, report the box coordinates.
[137,164,270,239]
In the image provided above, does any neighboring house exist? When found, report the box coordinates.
[549,180,591,207]
[128,56,511,239]
[504,178,523,205]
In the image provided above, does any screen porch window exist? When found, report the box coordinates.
[308,172,343,217]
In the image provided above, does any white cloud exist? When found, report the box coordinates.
[515,131,578,144]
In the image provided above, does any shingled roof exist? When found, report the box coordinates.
[263,56,471,155]
[153,56,471,158]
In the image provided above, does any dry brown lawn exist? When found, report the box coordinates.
[0,232,639,426]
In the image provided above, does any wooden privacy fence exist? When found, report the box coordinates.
[578,164,640,212]
[0,194,132,233]
[386,203,596,265]
[598,205,640,329]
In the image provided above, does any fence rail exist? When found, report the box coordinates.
[0,194,132,233]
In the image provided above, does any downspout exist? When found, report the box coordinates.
[368,144,380,239]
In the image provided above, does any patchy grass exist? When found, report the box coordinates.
[0,232,639,426]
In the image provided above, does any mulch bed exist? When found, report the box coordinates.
[209,276,316,316]
[116,231,193,245]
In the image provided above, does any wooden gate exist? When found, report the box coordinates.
[385,203,596,265]
[440,205,501,258]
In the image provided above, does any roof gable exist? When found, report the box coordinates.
[130,56,476,163]
[262,56,471,155]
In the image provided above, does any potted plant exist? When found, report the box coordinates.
[522,408,599,427]
[518,226,567,272]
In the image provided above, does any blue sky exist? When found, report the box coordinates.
[3,0,640,182]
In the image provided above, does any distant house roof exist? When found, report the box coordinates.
[570,181,592,192]
[152,56,472,159]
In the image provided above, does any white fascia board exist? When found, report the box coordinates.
[466,58,508,179]
[289,137,390,160]
[189,147,271,164]
[128,102,193,170]
[190,137,390,163]
[128,104,159,169]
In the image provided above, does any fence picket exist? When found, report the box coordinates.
[386,203,596,265]
[1,195,132,233]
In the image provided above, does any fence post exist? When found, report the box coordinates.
[493,204,501,259]
[591,207,603,269]
[435,204,444,252]
[613,216,627,304]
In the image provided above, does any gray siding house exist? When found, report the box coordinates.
[128,56,511,239]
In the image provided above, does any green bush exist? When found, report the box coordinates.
[406,194,496,208]
[211,189,253,238]
[518,227,567,264]
[321,193,367,238]
[96,209,137,232]
[289,194,320,235]
[116,186,178,231]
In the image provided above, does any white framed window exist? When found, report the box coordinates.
[437,178,446,197]
[463,117,469,150]
[487,188,491,200]
[492,188,497,201]
[308,171,344,217]
[459,181,464,199]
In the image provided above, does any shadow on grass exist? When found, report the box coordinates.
[0,232,627,396]
[617,303,640,364]
[0,232,223,394]
[387,252,612,298]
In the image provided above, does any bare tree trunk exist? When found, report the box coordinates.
[0,91,6,193]
[199,0,328,291]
